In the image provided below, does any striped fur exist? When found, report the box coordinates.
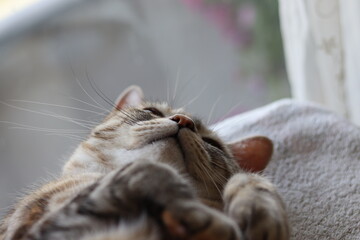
[0,87,289,240]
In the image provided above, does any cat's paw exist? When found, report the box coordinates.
[114,160,196,202]
[110,161,242,240]
[223,174,289,240]
[162,201,243,240]
[79,160,196,219]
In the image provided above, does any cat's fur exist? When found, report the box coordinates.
[0,86,289,240]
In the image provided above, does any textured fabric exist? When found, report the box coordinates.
[279,0,360,125]
[214,99,360,240]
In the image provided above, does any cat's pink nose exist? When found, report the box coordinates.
[170,114,195,131]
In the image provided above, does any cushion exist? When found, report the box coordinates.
[213,99,360,239]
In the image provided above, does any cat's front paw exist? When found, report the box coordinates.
[224,174,289,240]
[162,201,243,240]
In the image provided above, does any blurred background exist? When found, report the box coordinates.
[0,0,290,216]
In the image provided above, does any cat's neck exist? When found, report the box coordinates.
[62,138,118,176]
[62,137,185,176]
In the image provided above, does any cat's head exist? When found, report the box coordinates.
[74,86,273,205]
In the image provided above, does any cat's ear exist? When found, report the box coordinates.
[115,85,144,110]
[228,136,273,173]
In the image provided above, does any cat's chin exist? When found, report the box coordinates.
[147,137,188,172]
[177,129,213,165]
[176,128,205,158]
[118,128,203,173]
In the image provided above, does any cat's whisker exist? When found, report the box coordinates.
[210,161,229,171]
[114,116,136,127]
[66,96,111,113]
[8,128,86,139]
[222,101,244,119]
[0,101,95,130]
[171,67,181,106]
[18,128,84,140]
[181,84,208,109]
[166,74,170,103]
[75,77,108,110]
[8,100,105,116]
[123,109,141,124]
[210,102,244,132]
[174,73,196,107]
[207,96,222,125]
[213,172,228,184]
[213,167,228,181]
[10,126,87,135]
[198,162,222,196]
[0,121,88,134]
[195,162,210,195]
[46,133,86,142]
[216,173,229,184]
[205,165,227,190]
[210,123,226,133]
[212,120,241,133]
[85,69,119,110]
[4,125,86,141]
[43,110,98,128]
[115,110,140,126]
[69,64,108,111]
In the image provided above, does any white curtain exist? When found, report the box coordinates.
[279,0,360,125]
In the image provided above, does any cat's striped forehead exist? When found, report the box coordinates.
[141,101,186,116]
[140,101,206,132]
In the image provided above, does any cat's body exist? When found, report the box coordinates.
[0,86,289,240]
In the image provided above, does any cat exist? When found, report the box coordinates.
[0,86,289,240]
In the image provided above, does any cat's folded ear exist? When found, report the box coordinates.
[116,85,144,110]
[228,136,273,173]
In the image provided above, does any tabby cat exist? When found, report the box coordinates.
[0,86,289,240]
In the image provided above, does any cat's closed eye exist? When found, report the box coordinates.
[143,107,164,117]
[202,137,223,150]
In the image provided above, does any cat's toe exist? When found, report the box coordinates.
[162,201,243,240]
[224,175,289,240]
[231,199,288,240]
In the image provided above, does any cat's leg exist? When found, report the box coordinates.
[26,161,241,240]
[223,173,289,240]
[98,160,242,240]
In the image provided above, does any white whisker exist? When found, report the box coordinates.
[9,99,104,115]
[0,121,88,134]
[3,124,86,141]
[172,67,181,104]
[210,101,244,132]
[0,101,93,129]
[66,96,110,113]
[174,73,196,106]
[207,96,222,124]
[200,163,222,196]
[222,101,244,118]
[182,84,208,109]
[45,133,85,142]
[75,78,108,110]
[10,127,85,135]
[40,110,94,130]
[166,75,170,103]
[43,110,98,126]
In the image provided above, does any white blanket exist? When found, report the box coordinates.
[214,99,360,240]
